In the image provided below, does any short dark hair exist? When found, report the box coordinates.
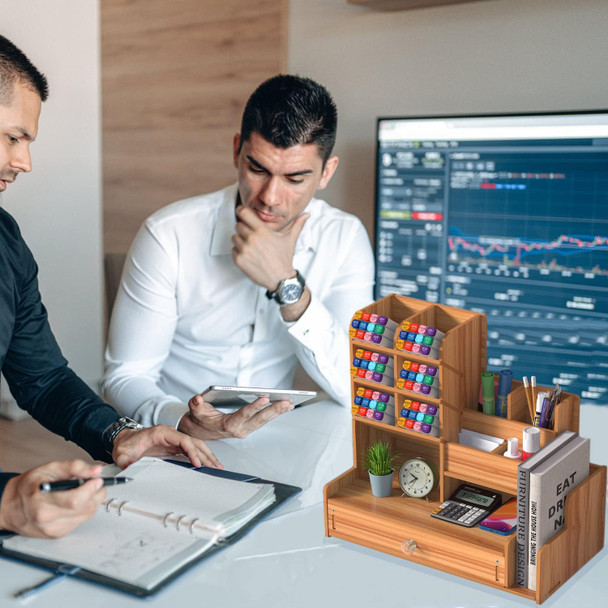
[0,34,48,104]
[239,74,337,164]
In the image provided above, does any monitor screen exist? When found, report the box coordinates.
[374,111,608,405]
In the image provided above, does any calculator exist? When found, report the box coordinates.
[430,484,502,527]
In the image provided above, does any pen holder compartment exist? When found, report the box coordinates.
[505,381,579,434]
[355,293,433,326]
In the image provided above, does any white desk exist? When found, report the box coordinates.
[2,401,607,607]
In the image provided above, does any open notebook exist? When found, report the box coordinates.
[0,458,300,596]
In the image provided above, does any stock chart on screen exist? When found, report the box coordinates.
[375,112,608,405]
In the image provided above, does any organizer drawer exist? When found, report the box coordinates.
[327,502,506,586]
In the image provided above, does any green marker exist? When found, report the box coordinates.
[481,371,495,416]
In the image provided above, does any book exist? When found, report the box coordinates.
[527,435,590,591]
[515,430,577,588]
[0,458,301,596]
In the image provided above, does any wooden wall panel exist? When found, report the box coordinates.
[102,0,288,253]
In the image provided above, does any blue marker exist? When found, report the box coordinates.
[495,369,513,417]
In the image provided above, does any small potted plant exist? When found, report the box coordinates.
[363,441,396,497]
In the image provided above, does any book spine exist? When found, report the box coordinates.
[528,473,541,591]
[515,466,530,588]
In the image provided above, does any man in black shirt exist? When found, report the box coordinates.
[0,35,220,538]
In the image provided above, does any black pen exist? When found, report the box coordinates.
[39,477,133,493]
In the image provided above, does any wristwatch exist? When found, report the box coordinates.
[265,270,306,306]
[102,416,143,455]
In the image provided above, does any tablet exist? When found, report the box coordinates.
[201,385,317,408]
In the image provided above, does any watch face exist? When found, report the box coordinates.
[398,458,436,498]
[280,281,303,304]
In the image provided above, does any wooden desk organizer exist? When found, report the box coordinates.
[324,294,606,603]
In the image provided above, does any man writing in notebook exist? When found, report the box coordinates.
[0,35,220,539]
[102,75,374,439]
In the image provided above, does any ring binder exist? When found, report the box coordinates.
[189,518,200,534]
[1,458,302,596]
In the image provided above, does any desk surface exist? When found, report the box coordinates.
[2,400,607,607]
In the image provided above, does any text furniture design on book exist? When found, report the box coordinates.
[323,294,606,604]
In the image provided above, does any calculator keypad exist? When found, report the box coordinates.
[430,501,489,527]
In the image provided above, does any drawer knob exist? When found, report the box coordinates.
[401,539,418,555]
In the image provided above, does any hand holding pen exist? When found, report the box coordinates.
[0,460,109,539]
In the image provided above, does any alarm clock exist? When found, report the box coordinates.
[398,457,438,498]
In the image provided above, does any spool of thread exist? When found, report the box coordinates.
[503,437,522,460]
[522,427,541,460]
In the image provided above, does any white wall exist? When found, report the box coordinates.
[1,0,103,389]
[288,0,608,233]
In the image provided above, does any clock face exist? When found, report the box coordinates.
[398,458,436,498]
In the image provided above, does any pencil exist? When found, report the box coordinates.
[522,376,535,424]
[530,376,537,423]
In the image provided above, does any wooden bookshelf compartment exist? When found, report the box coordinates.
[444,441,519,496]
[329,294,606,603]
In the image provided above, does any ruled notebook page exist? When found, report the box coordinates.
[107,458,275,536]
[3,509,214,589]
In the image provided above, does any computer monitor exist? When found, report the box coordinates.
[374,111,608,405]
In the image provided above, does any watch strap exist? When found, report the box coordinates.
[102,416,143,455]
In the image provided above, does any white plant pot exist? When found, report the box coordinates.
[369,470,394,497]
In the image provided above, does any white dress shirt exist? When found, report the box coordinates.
[102,184,375,427]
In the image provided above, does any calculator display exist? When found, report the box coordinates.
[456,489,494,507]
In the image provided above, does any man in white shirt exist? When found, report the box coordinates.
[102,75,374,440]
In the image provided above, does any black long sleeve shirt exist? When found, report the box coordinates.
[0,208,120,500]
